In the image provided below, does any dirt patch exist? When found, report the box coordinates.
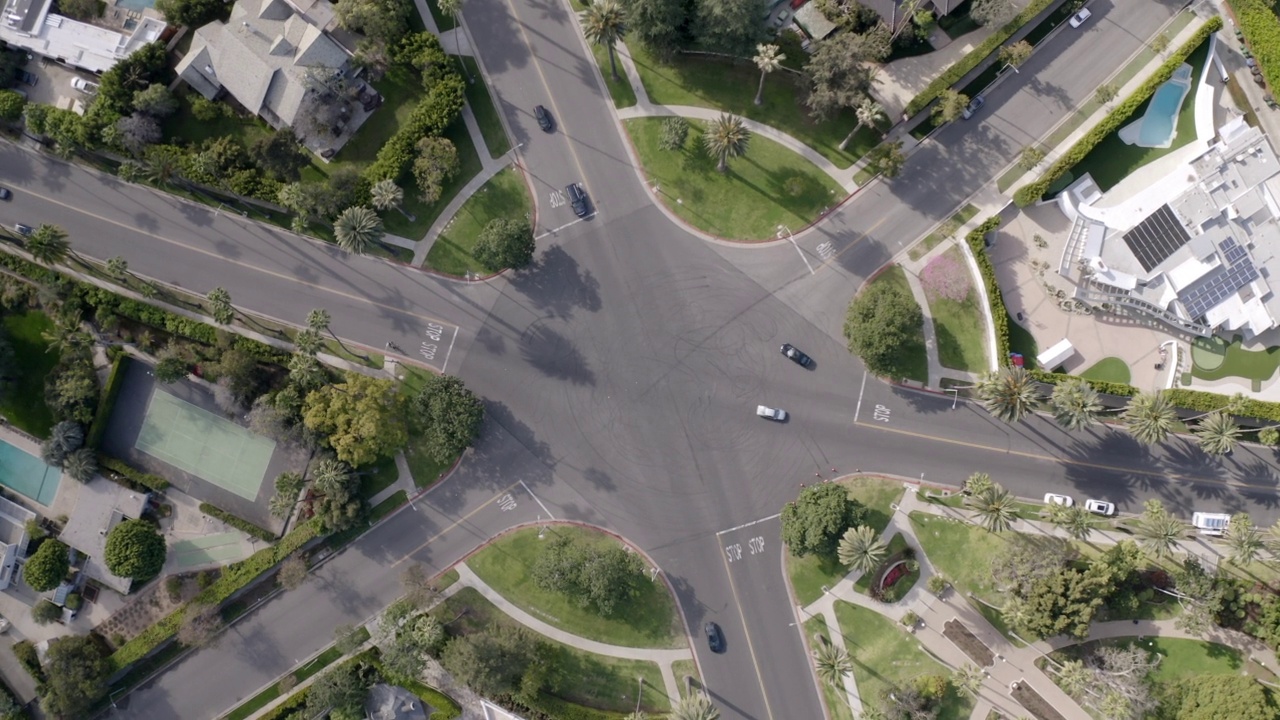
[95,572,216,647]
[943,619,994,666]
[1011,680,1067,720]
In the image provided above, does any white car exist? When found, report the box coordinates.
[1192,511,1230,536]
[1044,493,1074,507]
[1068,7,1091,28]
[70,77,99,94]
[756,405,787,421]
[1084,499,1115,516]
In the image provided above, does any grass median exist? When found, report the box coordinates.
[424,164,531,276]
[466,525,686,649]
[625,117,842,241]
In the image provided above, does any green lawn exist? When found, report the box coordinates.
[627,43,884,168]
[925,247,988,373]
[0,310,58,437]
[908,204,979,261]
[1048,637,1260,697]
[397,366,464,488]
[1190,335,1280,382]
[833,602,974,720]
[358,456,401,501]
[465,525,686,648]
[671,659,700,698]
[806,615,855,720]
[1079,357,1131,384]
[163,91,273,149]
[861,266,928,384]
[424,164,531,276]
[909,512,1012,616]
[595,42,638,109]
[625,117,842,241]
[434,587,671,714]
[1057,37,1211,193]
[459,55,511,157]
[222,645,344,720]
[787,476,907,606]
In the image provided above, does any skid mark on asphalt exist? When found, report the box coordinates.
[853,421,1278,492]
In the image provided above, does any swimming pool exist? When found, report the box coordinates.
[114,0,156,11]
[1119,64,1192,149]
[0,438,59,506]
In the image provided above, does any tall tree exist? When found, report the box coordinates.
[24,540,70,591]
[998,40,1032,70]
[583,0,627,82]
[252,128,310,182]
[781,483,868,557]
[752,44,784,106]
[965,481,1018,533]
[63,447,98,483]
[843,277,922,377]
[812,637,852,692]
[302,372,408,466]
[412,136,459,204]
[625,0,688,60]
[106,255,129,278]
[836,524,886,574]
[840,98,884,151]
[952,664,984,697]
[1124,392,1176,445]
[310,457,353,498]
[370,178,405,215]
[976,365,1038,423]
[1134,499,1183,559]
[305,662,370,719]
[1049,504,1095,543]
[473,217,535,272]
[104,519,167,580]
[206,286,234,325]
[25,224,70,266]
[805,32,878,121]
[154,0,226,27]
[409,374,485,462]
[702,114,750,173]
[970,0,1015,26]
[334,206,385,255]
[1194,411,1240,456]
[865,140,907,178]
[40,635,110,718]
[1050,377,1103,431]
[932,89,969,124]
[693,0,764,55]
[1227,513,1262,566]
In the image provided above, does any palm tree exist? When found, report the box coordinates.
[288,353,326,390]
[1050,504,1095,542]
[1124,392,1177,445]
[837,525,887,574]
[310,458,352,497]
[307,308,365,361]
[703,114,750,173]
[752,44,784,106]
[963,472,994,497]
[334,206,384,255]
[62,447,98,482]
[370,179,413,220]
[812,637,852,692]
[965,482,1018,533]
[1194,411,1240,456]
[1227,513,1262,566]
[206,287,234,325]
[583,0,626,82]
[42,324,91,355]
[269,490,297,520]
[840,98,884,150]
[1265,520,1280,561]
[1134,499,1183,558]
[25,224,70,266]
[106,256,129,278]
[295,328,322,357]
[952,664,984,697]
[1050,377,1103,431]
[670,694,719,720]
[975,366,1038,423]
[437,0,472,81]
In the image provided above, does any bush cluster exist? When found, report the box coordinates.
[362,75,466,185]
[1229,0,1280,98]
[1029,369,1138,398]
[904,0,1059,117]
[96,454,170,492]
[371,659,461,720]
[1013,17,1223,206]
[257,687,310,720]
[199,503,276,542]
[963,216,1008,361]
[12,641,45,685]
[108,519,321,671]
[86,355,127,449]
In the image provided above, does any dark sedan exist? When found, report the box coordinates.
[705,622,725,653]
[780,343,812,367]
[534,105,554,132]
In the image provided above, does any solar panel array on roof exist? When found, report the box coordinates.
[1180,257,1260,319]
[1122,204,1191,272]
[1220,237,1249,264]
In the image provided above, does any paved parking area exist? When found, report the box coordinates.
[17,58,96,112]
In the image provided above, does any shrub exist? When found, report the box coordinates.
[0,89,25,123]
[964,216,1007,361]
[901,610,921,626]
[1029,369,1137,398]
[1013,17,1223,206]
[104,519,167,581]
[12,641,45,685]
[199,503,276,542]
[362,74,466,184]
[96,454,170,492]
[905,0,1057,117]
[24,540,69,592]
[31,599,62,625]
[86,355,127,449]
[1230,0,1280,102]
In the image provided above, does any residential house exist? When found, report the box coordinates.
[58,477,148,595]
[365,684,428,720]
[0,497,33,591]
[0,0,166,73]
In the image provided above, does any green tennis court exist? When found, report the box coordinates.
[135,390,275,500]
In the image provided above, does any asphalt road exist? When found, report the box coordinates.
[0,1,1255,719]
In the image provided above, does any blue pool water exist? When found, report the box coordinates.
[0,438,59,506]
[115,0,156,11]
[1133,64,1193,148]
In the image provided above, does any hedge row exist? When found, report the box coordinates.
[1030,369,1138,398]
[199,503,276,542]
[108,519,321,671]
[1013,17,1224,206]
[12,641,44,686]
[257,687,309,720]
[86,355,127,449]
[904,0,1062,117]
[362,74,467,184]
[1228,0,1280,97]
[1164,388,1280,425]
[964,217,1009,362]
[97,454,170,492]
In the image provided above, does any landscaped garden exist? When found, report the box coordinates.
[624,116,843,241]
[465,524,686,648]
[1079,356,1132,384]
[424,164,531,276]
[0,309,59,436]
[921,247,988,374]
[786,476,906,605]
[626,43,885,168]
[1190,334,1280,383]
[833,602,974,720]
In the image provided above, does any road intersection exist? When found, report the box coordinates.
[0,1,1269,719]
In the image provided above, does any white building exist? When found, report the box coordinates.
[58,478,148,594]
[1059,118,1280,339]
[0,0,166,73]
[0,496,33,591]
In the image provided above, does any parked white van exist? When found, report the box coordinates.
[1191,512,1230,536]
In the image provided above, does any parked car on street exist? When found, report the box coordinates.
[1192,511,1230,536]
[961,95,985,120]
[756,405,787,421]
[1085,499,1115,516]
[1044,493,1074,507]
[1069,7,1091,28]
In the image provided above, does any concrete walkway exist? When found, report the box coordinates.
[452,563,692,702]
[797,479,1274,720]
[368,452,417,507]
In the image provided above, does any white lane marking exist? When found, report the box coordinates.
[535,213,598,239]
[777,226,814,275]
[520,480,556,520]
[715,512,781,536]
[854,370,868,422]
[440,324,459,373]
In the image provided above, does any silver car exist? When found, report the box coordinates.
[756,405,787,421]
